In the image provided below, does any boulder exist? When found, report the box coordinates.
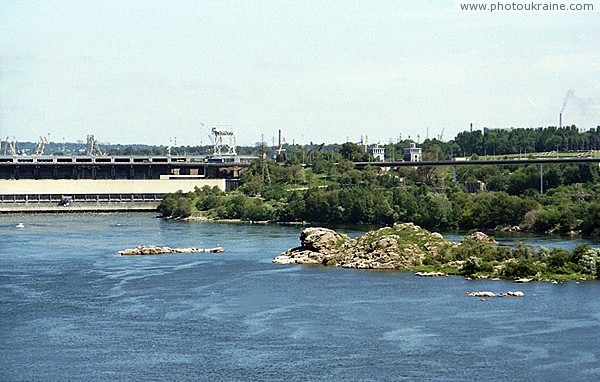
[415,271,446,277]
[501,291,524,297]
[300,227,351,254]
[273,227,352,265]
[514,278,532,283]
[466,291,496,297]
[272,249,330,265]
[461,232,498,244]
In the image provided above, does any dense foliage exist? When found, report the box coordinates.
[450,242,600,281]
[453,125,600,157]
[159,155,600,236]
[157,125,600,235]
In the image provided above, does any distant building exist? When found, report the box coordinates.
[403,143,422,162]
[369,144,385,161]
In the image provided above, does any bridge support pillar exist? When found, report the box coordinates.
[540,164,544,194]
[452,165,457,182]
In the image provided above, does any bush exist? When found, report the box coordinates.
[261,184,287,201]
[158,191,193,218]
[460,256,483,276]
[173,197,193,218]
[577,247,600,277]
[245,201,276,221]
[544,247,573,274]
[501,258,540,278]
[580,202,600,235]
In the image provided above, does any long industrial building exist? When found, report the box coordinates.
[0,155,249,212]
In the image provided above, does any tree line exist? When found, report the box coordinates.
[159,151,600,236]
[432,125,600,159]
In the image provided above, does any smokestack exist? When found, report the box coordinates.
[470,123,473,133]
[559,113,562,128]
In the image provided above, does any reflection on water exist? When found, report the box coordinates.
[1,213,599,381]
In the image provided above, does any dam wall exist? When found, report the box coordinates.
[0,178,229,213]
[0,178,226,195]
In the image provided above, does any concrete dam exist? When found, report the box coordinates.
[0,155,249,213]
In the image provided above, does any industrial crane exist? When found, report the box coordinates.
[35,135,49,155]
[438,127,446,142]
[86,135,104,156]
[3,136,17,156]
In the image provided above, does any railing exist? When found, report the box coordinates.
[0,155,255,165]
[0,193,166,204]
[0,155,204,164]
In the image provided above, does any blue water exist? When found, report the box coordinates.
[1,214,599,381]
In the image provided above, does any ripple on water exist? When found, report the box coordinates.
[2,213,600,382]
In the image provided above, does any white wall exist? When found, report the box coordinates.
[0,179,226,195]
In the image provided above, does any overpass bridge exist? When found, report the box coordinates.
[354,157,600,168]
[354,156,600,194]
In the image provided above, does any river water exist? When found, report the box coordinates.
[1,213,599,381]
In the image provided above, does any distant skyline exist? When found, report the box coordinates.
[1,0,599,146]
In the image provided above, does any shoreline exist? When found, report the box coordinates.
[175,213,589,236]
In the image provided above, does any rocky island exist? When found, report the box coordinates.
[119,245,224,256]
[273,222,453,270]
[273,223,600,281]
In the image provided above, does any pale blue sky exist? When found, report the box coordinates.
[1,0,599,146]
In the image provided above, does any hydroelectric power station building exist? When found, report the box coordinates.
[0,155,249,212]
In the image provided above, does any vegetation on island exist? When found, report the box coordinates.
[449,238,600,281]
[272,223,600,281]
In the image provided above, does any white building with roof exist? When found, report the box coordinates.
[403,143,422,162]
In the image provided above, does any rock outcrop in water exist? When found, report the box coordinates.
[118,245,224,256]
[273,223,453,269]
[271,227,353,265]
[466,291,524,297]
[460,231,498,244]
